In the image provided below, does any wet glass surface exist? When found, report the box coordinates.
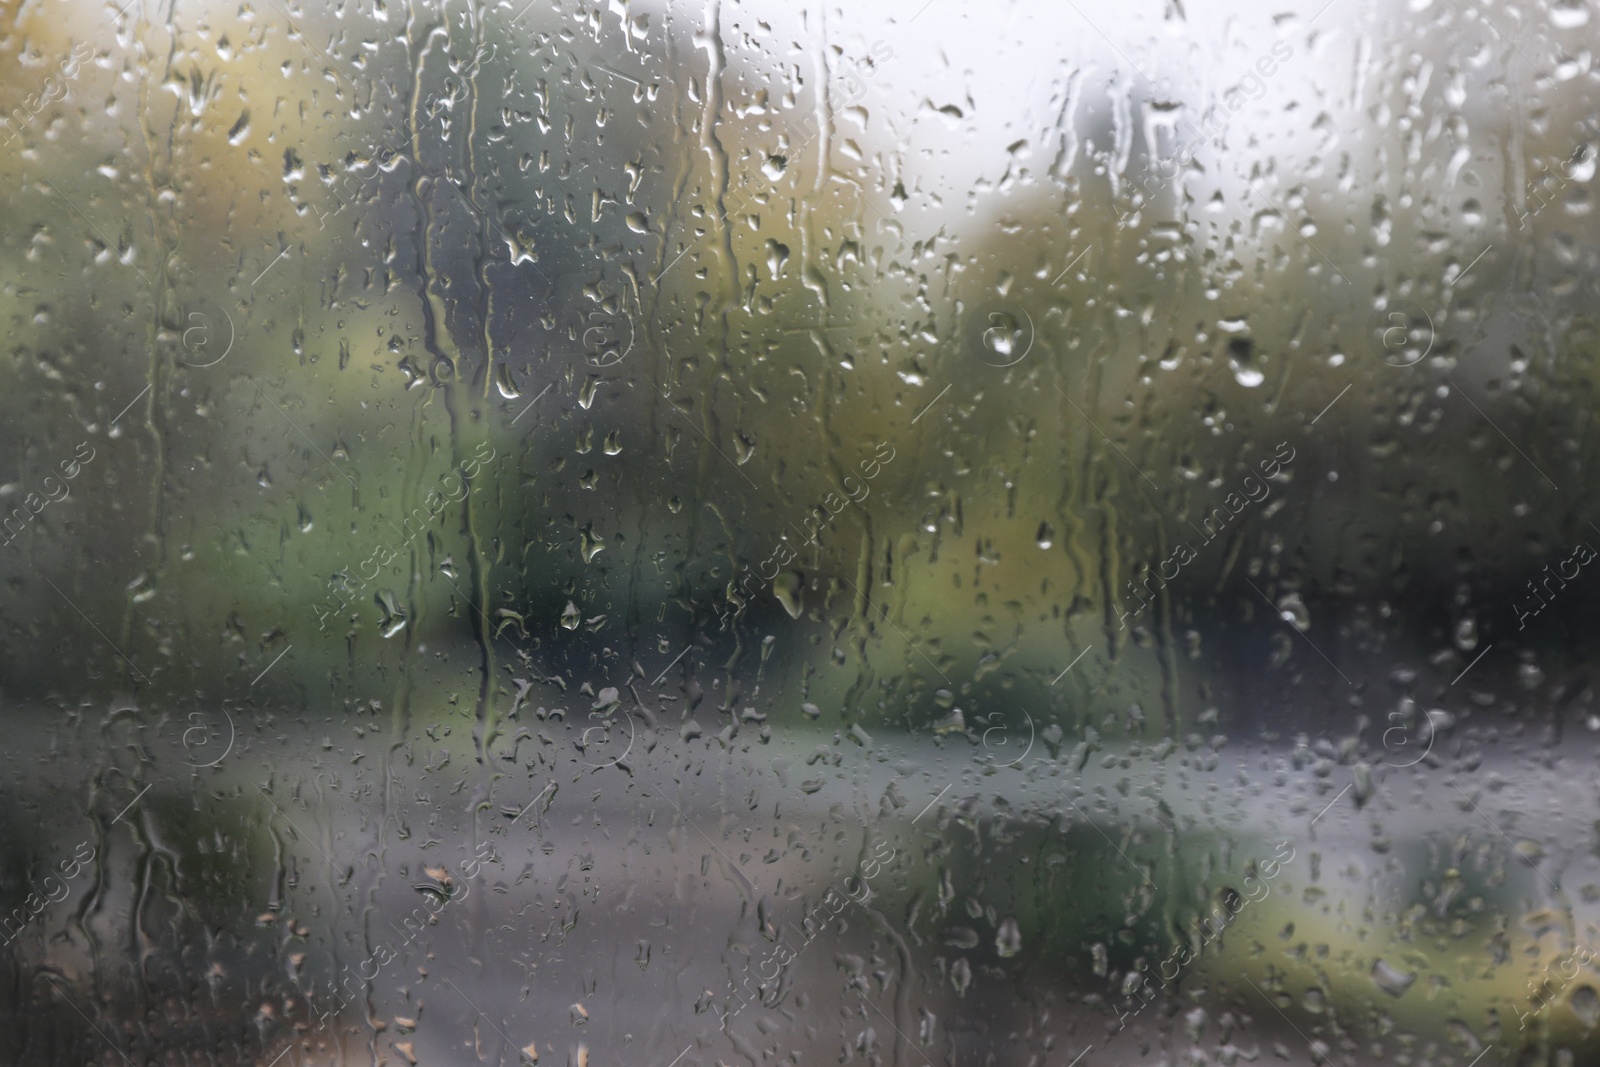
[2,0,1600,1064]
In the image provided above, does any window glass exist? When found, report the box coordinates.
[2,1,1595,1065]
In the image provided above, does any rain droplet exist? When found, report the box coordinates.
[1276,592,1310,632]
[943,927,979,949]
[376,591,407,638]
[1352,763,1374,807]
[950,957,972,996]
[1571,986,1600,1028]
[765,239,789,279]
[995,917,1021,958]
[1514,840,1546,865]
[580,525,605,563]
[1228,338,1265,388]
[1551,0,1590,29]
[1371,959,1416,998]
[1568,145,1597,183]
[1519,658,1545,690]
[773,571,804,619]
